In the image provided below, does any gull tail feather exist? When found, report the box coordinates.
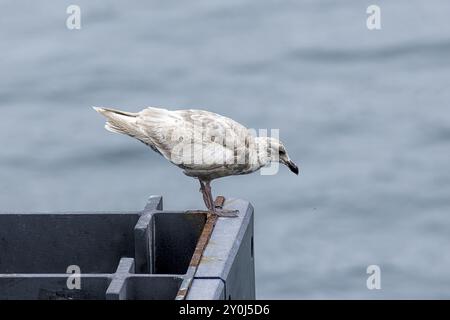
[92,107,141,137]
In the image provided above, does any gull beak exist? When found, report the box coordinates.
[286,159,299,175]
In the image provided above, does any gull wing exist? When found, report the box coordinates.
[136,107,253,171]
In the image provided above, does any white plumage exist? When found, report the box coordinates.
[93,106,298,216]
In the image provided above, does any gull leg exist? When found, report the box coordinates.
[203,181,239,218]
[199,180,215,212]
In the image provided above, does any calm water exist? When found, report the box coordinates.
[1,0,450,298]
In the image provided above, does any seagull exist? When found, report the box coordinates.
[93,106,298,216]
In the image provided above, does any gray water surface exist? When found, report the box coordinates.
[1,0,450,298]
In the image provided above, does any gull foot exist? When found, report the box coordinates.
[212,208,239,218]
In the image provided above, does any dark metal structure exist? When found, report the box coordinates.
[0,196,255,300]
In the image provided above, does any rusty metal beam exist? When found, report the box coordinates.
[175,196,225,300]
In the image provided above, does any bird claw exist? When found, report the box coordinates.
[212,208,239,218]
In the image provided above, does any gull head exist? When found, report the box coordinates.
[256,137,299,175]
